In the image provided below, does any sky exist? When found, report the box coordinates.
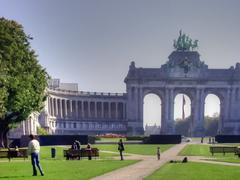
[1,0,239,126]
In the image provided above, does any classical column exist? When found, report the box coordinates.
[48,97,52,116]
[65,100,67,117]
[70,100,73,117]
[59,99,63,118]
[52,98,55,117]
[55,99,58,117]
[122,102,126,119]
[88,101,91,118]
[169,88,174,133]
[81,101,84,118]
[230,87,236,120]
[101,101,104,118]
[139,88,144,125]
[95,102,97,118]
[75,101,78,119]
[115,102,118,119]
[162,88,169,134]
[108,102,111,119]
[199,88,205,129]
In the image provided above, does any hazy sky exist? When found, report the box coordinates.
[1,0,239,125]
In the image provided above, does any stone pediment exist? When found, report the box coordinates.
[161,51,208,78]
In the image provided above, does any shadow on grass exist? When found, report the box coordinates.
[0,175,30,179]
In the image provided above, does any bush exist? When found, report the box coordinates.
[126,136,146,141]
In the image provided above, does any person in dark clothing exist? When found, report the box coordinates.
[118,139,125,160]
[86,143,92,160]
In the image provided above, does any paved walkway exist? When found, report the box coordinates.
[92,143,187,180]
[93,141,240,180]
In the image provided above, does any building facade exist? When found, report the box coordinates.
[9,50,240,136]
[125,51,240,136]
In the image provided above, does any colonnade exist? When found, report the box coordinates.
[48,97,126,120]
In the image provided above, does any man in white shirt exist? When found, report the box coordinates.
[28,134,44,176]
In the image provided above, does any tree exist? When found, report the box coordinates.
[175,117,191,136]
[0,17,48,147]
[204,114,219,136]
[37,127,48,135]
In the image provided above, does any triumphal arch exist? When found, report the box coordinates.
[125,31,240,136]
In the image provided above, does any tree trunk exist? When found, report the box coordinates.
[0,123,9,148]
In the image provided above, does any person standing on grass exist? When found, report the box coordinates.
[86,143,92,160]
[118,139,125,160]
[157,147,161,160]
[28,134,44,176]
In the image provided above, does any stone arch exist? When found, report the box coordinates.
[143,90,163,134]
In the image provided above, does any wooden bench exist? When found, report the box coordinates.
[235,147,240,157]
[63,148,99,160]
[0,148,28,161]
[209,146,237,156]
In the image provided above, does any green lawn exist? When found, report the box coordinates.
[96,138,126,142]
[94,144,174,155]
[0,159,137,180]
[146,162,240,180]
[179,144,240,163]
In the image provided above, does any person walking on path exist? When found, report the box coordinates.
[157,147,161,160]
[118,139,125,160]
[28,134,44,176]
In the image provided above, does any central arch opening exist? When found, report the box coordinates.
[143,93,161,135]
[174,94,191,136]
[204,94,220,136]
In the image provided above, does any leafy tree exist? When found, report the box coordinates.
[0,17,48,147]
[37,127,48,135]
[204,113,219,136]
[175,117,191,136]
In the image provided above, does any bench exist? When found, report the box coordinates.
[63,148,99,160]
[209,146,238,156]
[235,147,240,157]
[0,148,28,161]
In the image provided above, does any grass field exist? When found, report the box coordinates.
[96,138,126,142]
[179,144,240,163]
[145,162,240,180]
[0,159,137,179]
[94,144,174,155]
[0,144,173,179]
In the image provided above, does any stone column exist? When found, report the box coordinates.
[162,88,169,134]
[81,101,84,118]
[95,102,97,118]
[108,102,111,119]
[51,98,55,116]
[168,88,174,134]
[122,102,126,119]
[115,102,118,119]
[230,87,236,120]
[59,99,63,118]
[88,101,90,118]
[139,88,144,127]
[75,101,78,119]
[55,99,58,117]
[101,101,104,118]
[70,100,73,117]
[199,88,205,132]
[48,97,52,116]
[64,99,67,118]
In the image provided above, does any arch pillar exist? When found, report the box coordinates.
[192,88,205,136]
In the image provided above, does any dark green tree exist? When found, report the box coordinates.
[204,113,219,136]
[0,17,48,147]
[175,117,191,136]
